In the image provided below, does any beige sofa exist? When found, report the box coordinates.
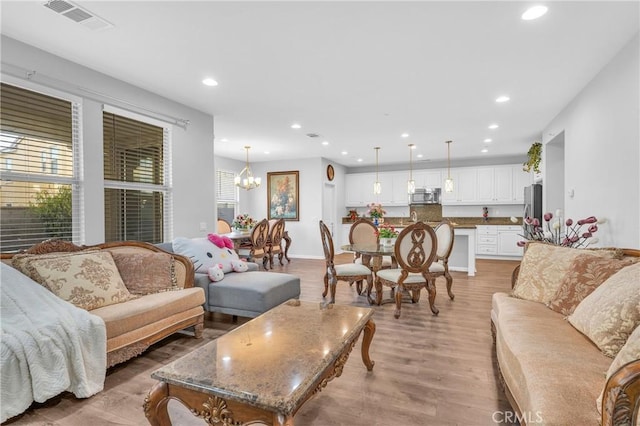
[491,243,640,425]
[1,239,205,368]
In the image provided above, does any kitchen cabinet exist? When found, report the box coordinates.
[497,225,524,256]
[442,168,477,204]
[512,166,533,202]
[476,225,523,257]
[346,171,409,207]
[476,225,498,255]
[345,173,375,206]
[413,170,442,188]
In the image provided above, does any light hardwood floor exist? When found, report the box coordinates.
[7,254,519,426]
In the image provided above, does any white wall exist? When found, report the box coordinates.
[542,32,639,248]
[1,36,216,243]
[237,157,325,259]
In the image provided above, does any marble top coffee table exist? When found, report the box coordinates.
[144,299,375,425]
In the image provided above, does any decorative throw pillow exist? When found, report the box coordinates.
[11,249,101,290]
[172,237,241,274]
[512,242,620,304]
[28,251,132,311]
[547,255,636,315]
[596,324,640,415]
[109,252,178,295]
[568,262,640,358]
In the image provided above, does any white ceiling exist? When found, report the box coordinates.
[1,1,638,167]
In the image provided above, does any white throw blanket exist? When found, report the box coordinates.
[1,263,107,422]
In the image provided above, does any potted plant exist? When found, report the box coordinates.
[523,141,542,173]
[376,223,399,247]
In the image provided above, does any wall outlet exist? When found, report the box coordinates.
[199,222,207,231]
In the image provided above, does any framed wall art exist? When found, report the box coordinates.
[267,170,299,221]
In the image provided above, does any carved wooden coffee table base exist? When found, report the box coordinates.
[145,301,375,425]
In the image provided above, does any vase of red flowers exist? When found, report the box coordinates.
[514,210,605,248]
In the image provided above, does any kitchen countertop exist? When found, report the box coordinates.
[341,217,521,228]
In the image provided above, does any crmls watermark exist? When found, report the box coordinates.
[492,411,544,424]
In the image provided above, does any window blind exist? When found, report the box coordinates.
[103,111,171,243]
[216,169,237,203]
[0,83,81,252]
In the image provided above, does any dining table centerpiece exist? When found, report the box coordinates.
[367,203,386,226]
[376,223,399,247]
[232,213,255,231]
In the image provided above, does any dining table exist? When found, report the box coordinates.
[221,230,252,251]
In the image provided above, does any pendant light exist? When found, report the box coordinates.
[234,146,261,190]
[373,147,382,195]
[445,140,454,193]
[407,144,415,194]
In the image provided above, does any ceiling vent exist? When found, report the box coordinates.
[306,133,321,138]
[43,0,113,31]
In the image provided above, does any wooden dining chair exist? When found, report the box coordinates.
[373,221,438,319]
[266,218,286,269]
[319,220,372,304]
[217,218,232,234]
[349,217,397,269]
[348,219,395,291]
[237,219,270,269]
[429,219,455,300]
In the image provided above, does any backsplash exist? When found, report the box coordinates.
[442,205,523,218]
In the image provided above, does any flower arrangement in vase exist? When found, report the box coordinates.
[513,210,606,248]
[232,213,255,231]
[376,223,399,247]
[367,203,386,225]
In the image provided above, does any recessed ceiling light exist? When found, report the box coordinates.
[291,123,301,129]
[495,95,510,103]
[202,78,218,87]
[321,141,329,146]
[401,133,409,138]
[220,138,229,142]
[357,158,363,162]
[484,138,492,143]
[488,123,499,130]
[264,151,270,154]
[481,148,489,153]
[417,154,424,158]
[341,151,348,155]
[522,5,548,21]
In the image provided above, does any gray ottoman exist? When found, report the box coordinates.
[203,271,301,318]
[156,242,301,318]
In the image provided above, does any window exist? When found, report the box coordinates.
[0,82,82,252]
[216,169,237,224]
[103,110,171,243]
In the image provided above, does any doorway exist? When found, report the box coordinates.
[322,183,337,243]
[545,131,565,213]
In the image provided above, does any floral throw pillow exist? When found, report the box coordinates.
[512,242,620,304]
[109,251,179,295]
[29,251,132,311]
[547,255,636,316]
[11,249,100,290]
[596,324,640,415]
[568,262,640,358]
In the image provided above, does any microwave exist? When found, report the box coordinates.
[410,188,441,204]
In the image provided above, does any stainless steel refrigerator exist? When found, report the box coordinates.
[523,184,543,223]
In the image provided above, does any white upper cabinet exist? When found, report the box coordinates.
[442,168,477,203]
[413,170,442,188]
[345,173,375,206]
[512,166,533,202]
[346,164,530,207]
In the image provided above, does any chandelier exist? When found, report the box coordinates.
[373,147,381,195]
[445,140,454,193]
[407,144,415,194]
[234,146,261,190]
